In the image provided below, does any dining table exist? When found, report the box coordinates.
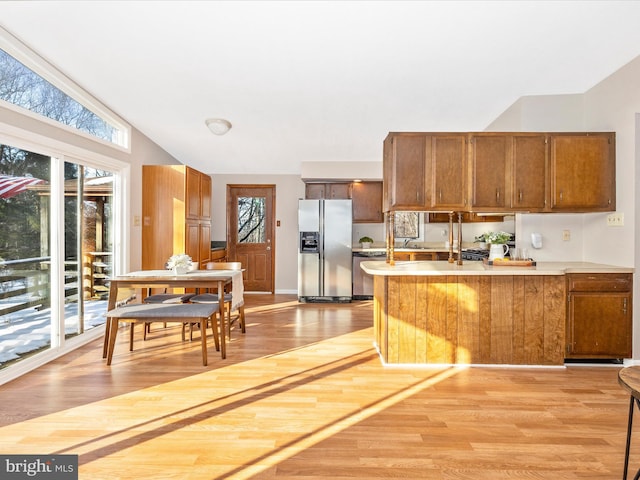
[105,269,244,360]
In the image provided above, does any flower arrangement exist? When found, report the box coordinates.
[166,253,192,272]
[484,231,513,244]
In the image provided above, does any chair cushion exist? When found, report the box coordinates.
[190,293,232,303]
[107,303,218,319]
[143,293,195,304]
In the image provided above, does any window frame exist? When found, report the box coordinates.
[0,26,131,151]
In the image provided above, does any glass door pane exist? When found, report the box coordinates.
[63,163,113,340]
[0,145,52,368]
[238,196,265,243]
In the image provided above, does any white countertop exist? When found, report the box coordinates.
[360,260,634,276]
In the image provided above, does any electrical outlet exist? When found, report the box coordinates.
[607,212,624,226]
[562,229,571,241]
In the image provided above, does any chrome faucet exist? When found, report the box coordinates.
[403,238,411,248]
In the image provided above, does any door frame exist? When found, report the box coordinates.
[226,184,276,293]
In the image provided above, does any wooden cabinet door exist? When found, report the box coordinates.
[328,183,352,199]
[566,272,632,359]
[428,134,467,210]
[198,223,211,265]
[200,173,211,220]
[550,133,615,211]
[567,292,632,358]
[384,134,428,210]
[352,182,383,223]
[185,221,200,262]
[470,134,509,210]
[186,167,201,219]
[305,184,325,199]
[512,134,547,211]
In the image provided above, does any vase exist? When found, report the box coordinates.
[172,266,188,275]
[488,243,509,261]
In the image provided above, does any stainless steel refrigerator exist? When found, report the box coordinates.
[298,199,352,302]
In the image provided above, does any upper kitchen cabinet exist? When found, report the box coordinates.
[383,133,467,211]
[469,134,509,211]
[427,134,468,210]
[142,165,212,271]
[305,183,352,199]
[383,133,429,211]
[549,132,615,212]
[352,181,383,223]
[186,166,211,220]
[512,134,548,211]
[469,133,547,212]
[383,131,614,214]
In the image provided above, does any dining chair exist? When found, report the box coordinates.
[189,261,246,336]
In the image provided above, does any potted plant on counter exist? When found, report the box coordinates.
[486,231,512,245]
[358,236,374,249]
[474,233,489,250]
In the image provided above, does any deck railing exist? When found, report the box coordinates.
[0,256,79,317]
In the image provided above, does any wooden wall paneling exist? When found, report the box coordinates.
[511,276,526,364]
[478,276,492,363]
[415,277,428,364]
[490,276,514,364]
[523,276,544,364]
[544,276,566,364]
[373,276,387,361]
[386,277,400,363]
[426,277,448,363]
[445,276,459,364]
[457,276,480,364]
[397,276,417,364]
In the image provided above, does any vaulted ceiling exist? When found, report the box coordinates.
[1,1,640,176]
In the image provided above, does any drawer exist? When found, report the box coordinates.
[567,273,632,292]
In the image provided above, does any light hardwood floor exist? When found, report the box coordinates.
[0,294,636,479]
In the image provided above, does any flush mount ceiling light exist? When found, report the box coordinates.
[205,118,232,135]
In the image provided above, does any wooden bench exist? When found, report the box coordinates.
[103,303,220,366]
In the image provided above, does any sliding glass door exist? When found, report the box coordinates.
[0,143,115,369]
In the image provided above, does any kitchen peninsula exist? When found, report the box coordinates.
[361,260,633,366]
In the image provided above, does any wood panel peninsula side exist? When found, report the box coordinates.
[361,261,633,366]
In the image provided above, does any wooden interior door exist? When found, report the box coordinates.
[226,185,275,293]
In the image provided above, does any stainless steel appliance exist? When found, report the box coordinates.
[352,251,386,299]
[298,199,352,302]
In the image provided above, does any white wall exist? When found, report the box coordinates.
[209,174,305,294]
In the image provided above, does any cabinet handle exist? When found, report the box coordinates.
[519,190,523,202]
[559,191,563,201]
[439,190,442,202]
[496,188,500,202]
[623,298,628,315]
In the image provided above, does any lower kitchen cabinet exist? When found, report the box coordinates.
[566,273,632,359]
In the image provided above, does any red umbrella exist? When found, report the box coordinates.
[0,175,46,199]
